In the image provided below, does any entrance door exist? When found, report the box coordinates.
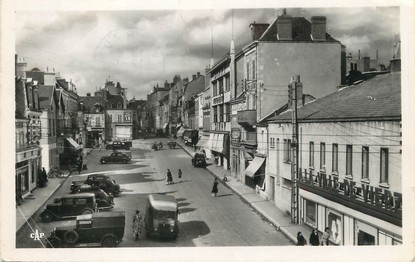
[269,176,275,202]
[355,220,377,245]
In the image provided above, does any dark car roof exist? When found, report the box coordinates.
[148,194,177,211]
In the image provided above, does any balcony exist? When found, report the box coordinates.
[237,110,256,126]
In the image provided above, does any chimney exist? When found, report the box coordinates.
[363,57,370,72]
[197,72,200,77]
[249,21,270,41]
[277,15,292,40]
[192,74,196,80]
[311,16,326,41]
[86,92,91,97]
[390,59,401,72]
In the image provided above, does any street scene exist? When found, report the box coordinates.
[10,4,409,258]
[16,139,291,247]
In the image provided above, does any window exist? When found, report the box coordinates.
[246,62,250,80]
[332,144,338,173]
[219,105,224,122]
[95,117,100,127]
[362,147,369,180]
[219,79,224,94]
[304,199,317,227]
[252,60,256,80]
[213,106,218,123]
[346,145,353,177]
[309,142,314,168]
[270,138,275,148]
[118,115,122,123]
[225,103,231,122]
[320,143,326,170]
[380,148,388,184]
[225,76,230,92]
[284,139,291,163]
[213,81,217,96]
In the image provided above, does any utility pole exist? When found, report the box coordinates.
[289,76,300,224]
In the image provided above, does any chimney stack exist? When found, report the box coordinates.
[249,21,270,41]
[311,16,326,41]
[277,15,292,40]
[197,72,200,77]
[192,74,196,80]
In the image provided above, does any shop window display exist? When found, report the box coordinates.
[304,199,317,227]
[327,209,342,245]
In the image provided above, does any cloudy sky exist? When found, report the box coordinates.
[15,6,400,100]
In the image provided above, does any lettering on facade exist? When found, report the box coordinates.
[298,171,402,214]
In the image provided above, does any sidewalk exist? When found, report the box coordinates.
[16,148,94,232]
[175,139,312,244]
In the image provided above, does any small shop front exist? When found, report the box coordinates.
[299,188,402,246]
[210,132,230,170]
[243,156,265,190]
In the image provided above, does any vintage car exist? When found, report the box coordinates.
[100,152,130,164]
[191,153,207,168]
[40,193,97,223]
[46,211,125,248]
[144,194,179,239]
[106,141,129,150]
[71,188,114,210]
[71,178,121,197]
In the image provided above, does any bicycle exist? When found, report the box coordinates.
[47,168,64,178]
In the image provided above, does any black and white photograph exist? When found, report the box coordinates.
[1,0,414,261]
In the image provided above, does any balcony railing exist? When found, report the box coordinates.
[237,110,256,126]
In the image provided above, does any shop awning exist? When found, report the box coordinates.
[196,135,209,147]
[243,157,265,178]
[176,127,185,138]
[163,123,169,130]
[66,137,81,150]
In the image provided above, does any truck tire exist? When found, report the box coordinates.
[82,208,94,215]
[41,211,54,223]
[101,235,117,247]
[63,230,79,244]
[47,236,61,248]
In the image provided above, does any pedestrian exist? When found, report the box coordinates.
[309,228,320,246]
[211,177,219,197]
[77,159,83,174]
[320,227,330,246]
[297,231,307,246]
[132,210,142,241]
[178,169,182,183]
[166,169,173,185]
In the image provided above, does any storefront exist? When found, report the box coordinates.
[298,171,402,245]
[243,156,265,190]
[209,132,230,170]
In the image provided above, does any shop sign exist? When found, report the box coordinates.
[298,171,402,214]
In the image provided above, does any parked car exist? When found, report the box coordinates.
[100,152,130,164]
[40,193,97,223]
[106,141,129,150]
[144,194,179,239]
[71,188,114,210]
[46,211,125,248]
[71,174,121,196]
[191,153,207,168]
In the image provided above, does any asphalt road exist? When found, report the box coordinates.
[16,140,291,248]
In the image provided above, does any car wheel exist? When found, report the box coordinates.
[101,159,106,164]
[41,211,54,223]
[63,230,79,244]
[47,236,62,248]
[101,236,117,247]
[82,208,94,215]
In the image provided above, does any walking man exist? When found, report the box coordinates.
[178,169,182,183]
[167,169,173,185]
[211,178,219,197]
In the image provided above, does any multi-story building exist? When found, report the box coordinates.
[127,98,147,139]
[78,94,106,147]
[15,57,43,199]
[146,84,170,133]
[263,59,401,245]
[231,12,346,188]
[182,72,205,130]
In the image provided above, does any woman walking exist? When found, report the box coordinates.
[178,169,182,183]
[211,178,219,197]
[166,169,173,185]
[132,210,142,241]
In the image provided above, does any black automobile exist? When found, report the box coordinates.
[71,179,121,197]
[46,211,125,248]
[70,174,112,192]
[40,193,97,223]
[71,188,114,210]
[100,152,130,164]
[106,141,129,150]
[192,153,207,168]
